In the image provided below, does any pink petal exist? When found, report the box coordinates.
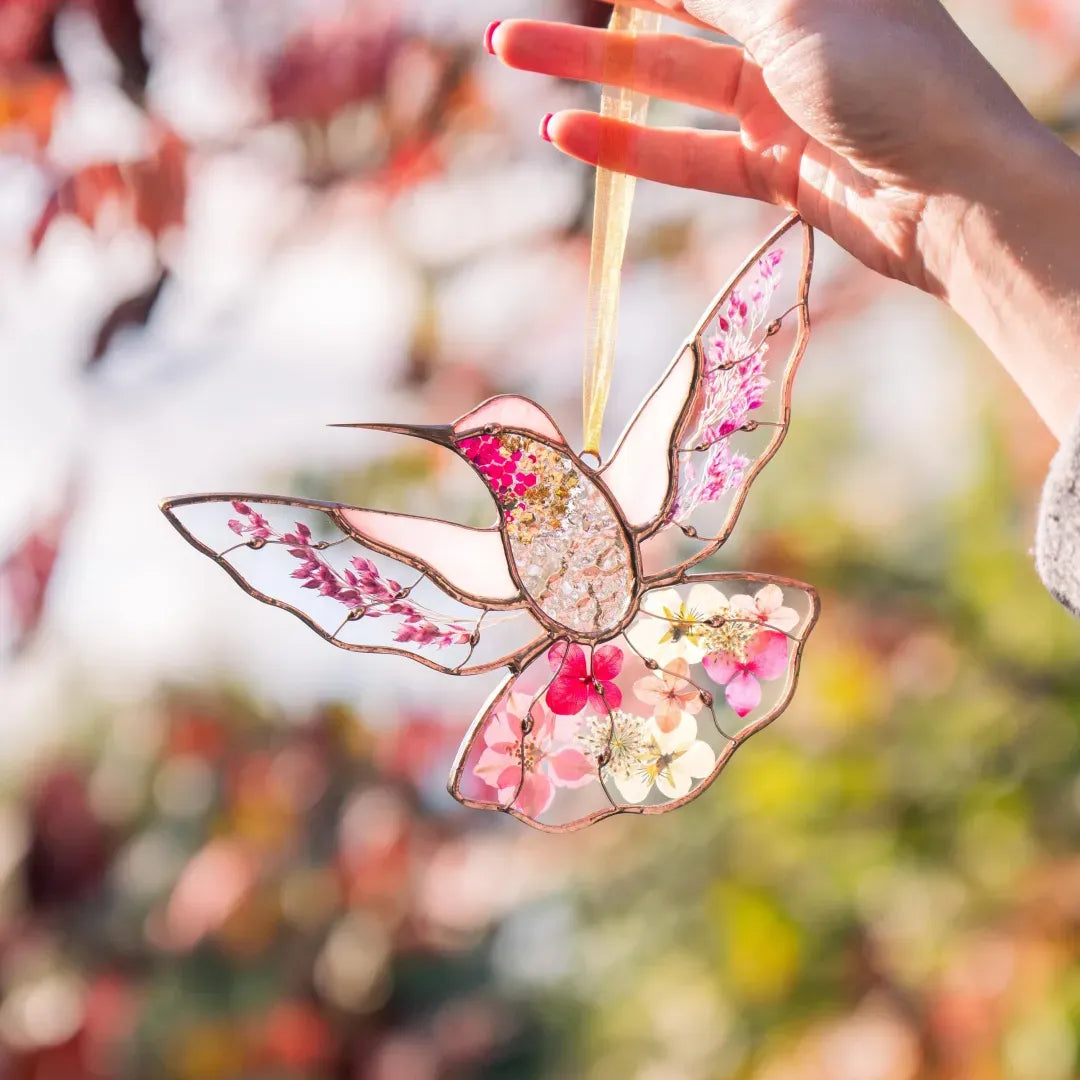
[551,711,584,743]
[549,642,588,678]
[589,681,622,712]
[725,672,762,718]
[473,748,513,790]
[592,644,624,682]
[530,701,556,745]
[667,658,692,681]
[703,652,739,686]
[633,676,664,707]
[546,642,568,673]
[514,772,555,818]
[487,708,520,745]
[547,748,595,787]
[563,644,589,678]
[496,764,523,792]
[747,631,789,681]
[753,584,784,617]
[546,676,589,716]
[654,703,683,734]
[680,689,705,716]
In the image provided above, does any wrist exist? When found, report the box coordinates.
[924,115,1068,293]
[929,124,1080,438]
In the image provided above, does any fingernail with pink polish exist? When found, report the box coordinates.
[539,113,554,143]
[484,21,501,55]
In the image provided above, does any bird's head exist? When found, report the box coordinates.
[334,395,572,500]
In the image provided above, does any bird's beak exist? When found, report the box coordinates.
[330,423,458,449]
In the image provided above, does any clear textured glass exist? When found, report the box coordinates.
[459,432,634,634]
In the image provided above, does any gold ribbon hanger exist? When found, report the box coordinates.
[582,4,663,460]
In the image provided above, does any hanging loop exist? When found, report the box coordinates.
[582,4,662,459]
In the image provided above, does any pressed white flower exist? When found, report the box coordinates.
[627,584,729,666]
[576,711,651,780]
[612,714,716,805]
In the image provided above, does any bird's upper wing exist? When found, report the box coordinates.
[601,215,814,569]
[161,494,546,676]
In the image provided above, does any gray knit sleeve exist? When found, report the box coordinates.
[1036,413,1080,618]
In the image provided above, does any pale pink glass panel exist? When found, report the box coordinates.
[452,396,567,445]
[601,347,695,529]
[338,509,519,603]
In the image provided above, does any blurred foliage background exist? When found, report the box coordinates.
[2,1,1080,1078]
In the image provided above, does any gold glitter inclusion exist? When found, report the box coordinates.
[499,436,579,546]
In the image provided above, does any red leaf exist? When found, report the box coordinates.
[266,15,401,123]
[31,127,187,250]
[0,0,63,67]
[0,496,71,658]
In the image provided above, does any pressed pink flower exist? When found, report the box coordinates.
[727,583,801,634]
[703,630,789,718]
[473,694,594,817]
[633,658,704,733]
[545,643,623,716]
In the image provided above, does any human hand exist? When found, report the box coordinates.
[488,0,1050,293]
[487,0,1080,438]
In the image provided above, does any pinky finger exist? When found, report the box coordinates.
[545,110,777,204]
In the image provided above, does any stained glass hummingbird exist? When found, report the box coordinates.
[161,215,820,832]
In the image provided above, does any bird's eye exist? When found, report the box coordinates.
[482,424,498,436]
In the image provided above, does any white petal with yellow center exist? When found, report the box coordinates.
[632,586,728,666]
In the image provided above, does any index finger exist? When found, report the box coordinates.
[491,22,753,116]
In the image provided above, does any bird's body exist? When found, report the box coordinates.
[458,431,634,636]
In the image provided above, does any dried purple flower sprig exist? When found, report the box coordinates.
[227,503,472,650]
[671,252,784,523]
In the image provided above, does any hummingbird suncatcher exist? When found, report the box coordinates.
[162,215,820,832]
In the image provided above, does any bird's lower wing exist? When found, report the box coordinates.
[449,573,819,832]
[160,494,546,676]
